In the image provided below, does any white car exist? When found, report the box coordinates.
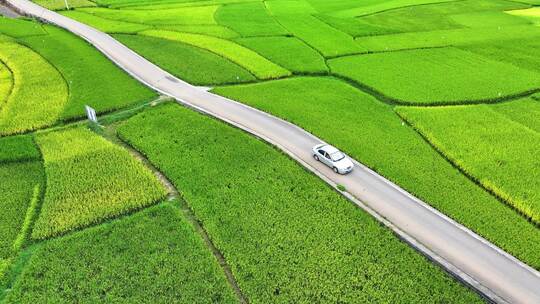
[312,144,354,174]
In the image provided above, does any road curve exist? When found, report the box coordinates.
[7,0,540,302]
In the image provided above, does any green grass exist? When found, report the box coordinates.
[329,47,540,104]
[276,14,363,57]
[32,127,166,240]
[0,161,43,260]
[78,6,218,25]
[0,17,47,38]
[5,202,238,303]
[211,77,540,270]
[329,0,463,17]
[0,41,68,135]
[19,25,156,120]
[490,98,540,133]
[0,135,40,163]
[33,0,96,10]
[215,2,289,36]
[397,104,540,224]
[114,34,256,85]
[117,102,482,303]
[235,36,328,73]
[264,0,317,15]
[315,14,398,37]
[355,25,540,52]
[60,10,150,33]
[139,30,291,79]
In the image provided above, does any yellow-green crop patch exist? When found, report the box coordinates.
[5,203,238,303]
[32,127,167,240]
[235,36,328,73]
[78,5,219,25]
[117,103,482,303]
[0,41,68,136]
[33,0,96,10]
[507,7,540,25]
[215,2,289,36]
[0,61,12,109]
[490,98,540,133]
[0,161,43,260]
[329,47,540,104]
[397,105,540,224]
[139,30,291,79]
[276,14,363,57]
[60,10,150,33]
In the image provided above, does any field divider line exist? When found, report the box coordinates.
[112,128,249,304]
[8,1,540,302]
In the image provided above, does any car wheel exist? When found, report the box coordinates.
[314,154,319,161]
[333,167,339,173]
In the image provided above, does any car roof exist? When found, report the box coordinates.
[321,145,339,154]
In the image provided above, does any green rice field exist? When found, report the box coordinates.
[1,0,540,301]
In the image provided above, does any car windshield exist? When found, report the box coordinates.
[330,151,345,162]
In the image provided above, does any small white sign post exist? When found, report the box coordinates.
[85,105,97,123]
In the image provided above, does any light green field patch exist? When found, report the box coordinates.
[32,127,166,240]
[0,17,47,38]
[316,14,397,37]
[329,47,540,104]
[355,25,540,52]
[61,10,150,33]
[79,5,218,25]
[0,61,12,109]
[0,42,68,135]
[507,7,540,25]
[33,0,96,10]
[139,30,291,79]
[236,36,328,73]
[276,14,362,57]
[265,0,317,15]
[329,0,462,17]
[159,24,239,38]
[397,105,540,224]
[490,98,540,133]
[451,11,532,27]
[215,2,289,36]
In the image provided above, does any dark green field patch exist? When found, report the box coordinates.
[0,135,40,163]
[4,203,238,303]
[117,102,482,303]
[114,34,256,85]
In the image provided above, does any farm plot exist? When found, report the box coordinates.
[328,0,462,18]
[354,25,540,52]
[19,24,156,120]
[276,14,363,57]
[264,0,317,15]
[0,17,47,38]
[397,105,540,224]
[0,61,11,109]
[235,36,328,73]
[0,161,43,260]
[78,6,218,25]
[138,30,291,79]
[0,135,40,163]
[115,34,255,85]
[507,7,540,25]
[60,10,150,33]
[328,47,540,104]
[215,2,289,36]
[212,77,540,270]
[315,14,397,37]
[117,103,482,303]
[5,203,238,303]
[0,41,68,136]
[32,127,166,240]
[490,98,540,133]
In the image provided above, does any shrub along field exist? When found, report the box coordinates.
[32,127,166,240]
[117,103,482,303]
[397,105,540,223]
[4,202,237,303]
[212,77,540,270]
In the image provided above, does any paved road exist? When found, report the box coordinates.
[8,0,540,302]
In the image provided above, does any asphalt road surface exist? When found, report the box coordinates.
[7,0,540,302]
